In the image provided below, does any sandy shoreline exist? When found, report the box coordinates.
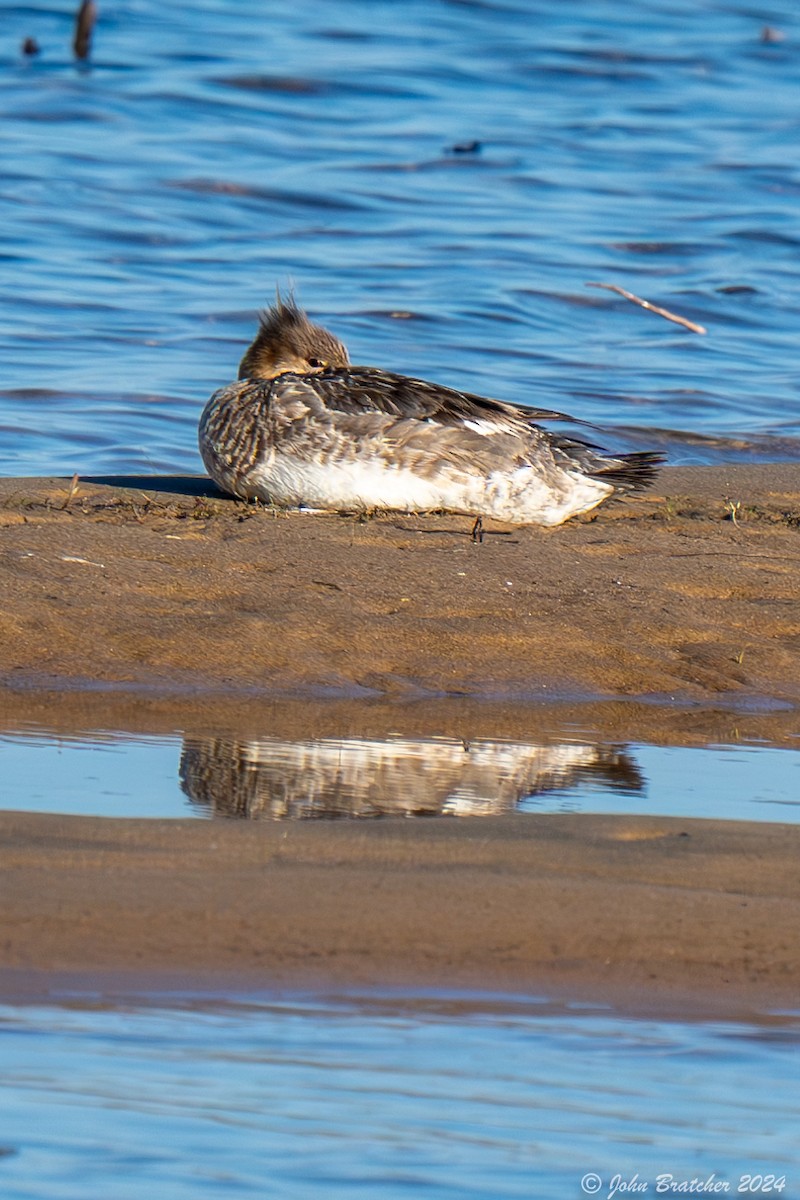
[1,464,799,1015]
[1,464,799,703]
[0,807,798,1016]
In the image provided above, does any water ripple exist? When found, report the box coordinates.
[2,0,800,475]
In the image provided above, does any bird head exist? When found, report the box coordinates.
[237,294,350,380]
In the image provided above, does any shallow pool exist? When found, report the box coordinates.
[1,725,798,823]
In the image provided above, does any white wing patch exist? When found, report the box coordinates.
[462,417,507,436]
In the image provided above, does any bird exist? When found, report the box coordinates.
[199,294,663,528]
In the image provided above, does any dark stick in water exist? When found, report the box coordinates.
[73,0,97,60]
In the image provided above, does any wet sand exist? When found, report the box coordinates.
[1,465,799,1013]
[0,808,798,1016]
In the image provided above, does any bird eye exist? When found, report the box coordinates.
[307,357,325,369]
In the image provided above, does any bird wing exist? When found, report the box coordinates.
[285,366,577,429]
[244,369,563,480]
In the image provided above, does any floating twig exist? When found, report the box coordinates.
[586,282,707,334]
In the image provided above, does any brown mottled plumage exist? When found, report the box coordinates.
[199,295,663,526]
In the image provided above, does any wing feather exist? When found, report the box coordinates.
[290,367,576,428]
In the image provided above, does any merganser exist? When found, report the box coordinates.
[199,295,662,527]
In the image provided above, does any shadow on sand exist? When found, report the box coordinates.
[82,474,228,499]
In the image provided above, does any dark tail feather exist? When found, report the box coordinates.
[591,451,665,494]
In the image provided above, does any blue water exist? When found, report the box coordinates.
[2,726,800,822]
[4,4,800,1193]
[0,992,797,1200]
[3,0,800,479]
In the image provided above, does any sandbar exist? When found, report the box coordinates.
[0,808,797,1016]
[0,463,798,703]
[1,464,799,1015]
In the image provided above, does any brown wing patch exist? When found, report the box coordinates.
[305,367,528,427]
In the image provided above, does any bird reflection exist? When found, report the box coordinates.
[179,735,643,820]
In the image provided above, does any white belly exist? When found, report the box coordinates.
[243,451,612,527]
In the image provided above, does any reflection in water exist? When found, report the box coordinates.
[179,735,643,820]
